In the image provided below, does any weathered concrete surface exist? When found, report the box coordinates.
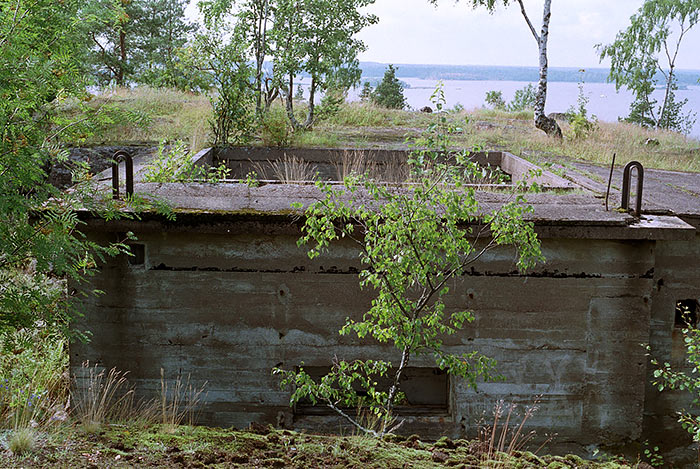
[95,182,694,243]
[71,207,692,463]
[642,231,700,464]
[50,145,155,188]
[71,146,700,467]
[546,158,700,218]
[209,147,575,189]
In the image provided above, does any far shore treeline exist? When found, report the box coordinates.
[347,62,700,88]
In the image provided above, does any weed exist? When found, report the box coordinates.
[478,396,553,467]
[8,427,36,455]
[0,330,68,430]
[71,362,134,433]
[159,368,207,432]
[254,155,317,183]
[245,171,260,187]
[642,441,664,467]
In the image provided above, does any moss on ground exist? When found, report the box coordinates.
[0,424,650,468]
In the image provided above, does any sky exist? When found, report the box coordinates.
[186,0,700,71]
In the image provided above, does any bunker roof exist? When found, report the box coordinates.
[82,146,698,240]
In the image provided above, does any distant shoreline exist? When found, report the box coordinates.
[357,62,700,87]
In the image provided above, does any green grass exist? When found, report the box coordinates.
[8,427,36,455]
[60,86,211,146]
[59,87,700,172]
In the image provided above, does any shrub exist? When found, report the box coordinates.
[143,139,230,182]
[486,85,535,113]
[507,84,536,112]
[316,88,346,121]
[360,81,373,102]
[650,302,700,445]
[485,90,506,110]
[260,106,292,147]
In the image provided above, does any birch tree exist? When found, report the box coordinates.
[275,87,543,436]
[298,0,376,128]
[598,0,700,133]
[200,0,276,115]
[431,0,562,138]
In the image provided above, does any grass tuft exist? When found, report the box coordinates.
[71,362,135,434]
[160,368,207,432]
[8,427,36,455]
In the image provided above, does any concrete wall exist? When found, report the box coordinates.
[642,229,700,463]
[206,147,574,189]
[72,219,662,457]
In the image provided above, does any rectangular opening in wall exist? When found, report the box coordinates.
[294,366,449,416]
[127,243,146,266]
[675,299,699,328]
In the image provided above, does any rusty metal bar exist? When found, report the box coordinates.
[111,160,119,200]
[111,150,134,200]
[605,152,616,211]
[621,161,644,217]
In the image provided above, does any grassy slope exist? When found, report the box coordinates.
[66,87,700,173]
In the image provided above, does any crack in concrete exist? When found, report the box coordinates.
[149,263,654,280]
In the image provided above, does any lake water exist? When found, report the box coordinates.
[344,78,700,140]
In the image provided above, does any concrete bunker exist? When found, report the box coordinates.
[72,146,700,466]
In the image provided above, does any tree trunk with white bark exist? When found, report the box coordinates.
[517,0,562,138]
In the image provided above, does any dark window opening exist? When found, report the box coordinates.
[294,366,448,416]
[675,299,699,328]
[127,243,146,266]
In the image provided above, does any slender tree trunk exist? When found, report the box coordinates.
[382,346,410,435]
[264,77,279,112]
[285,75,300,129]
[304,76,316,129]
[252,0,271,116]
[117,29,127,85]
[532,0,561,138]
[659,65,674,128]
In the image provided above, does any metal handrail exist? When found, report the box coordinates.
[621,161,644,217]
[111,150,134,200]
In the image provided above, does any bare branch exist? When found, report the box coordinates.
[516,0,539,43]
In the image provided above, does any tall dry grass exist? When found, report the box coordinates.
[57,86,699,173]
[253,155,318,182]
[456,110,700,173]
[477,396,553,467]
[61,86,212,145]
[334,150,409,183]
[71,362,136,433]
[159,368,207,433]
